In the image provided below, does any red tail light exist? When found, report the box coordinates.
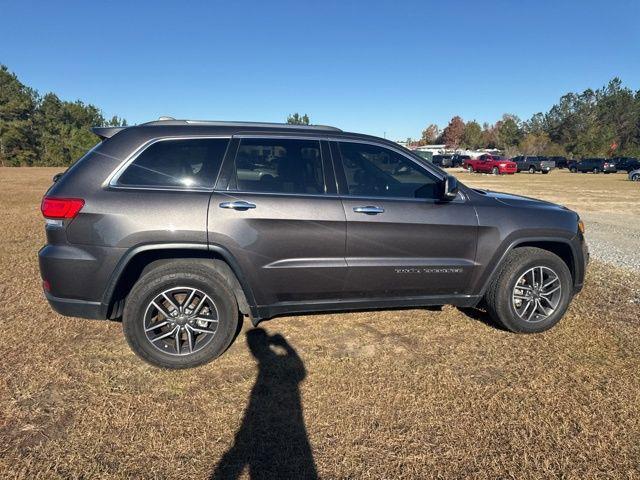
[41,197,85,219]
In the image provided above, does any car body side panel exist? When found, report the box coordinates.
[207,192,347,305]
[340,197,478,297]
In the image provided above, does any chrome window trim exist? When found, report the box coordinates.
[104,135,232,192]
[214,190,341,200]
[213,189,465,203]
[232,133,330,141]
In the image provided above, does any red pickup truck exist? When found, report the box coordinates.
[463,154,517,175]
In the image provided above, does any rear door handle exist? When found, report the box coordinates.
[353,205,384,215]
[219,200,256,211]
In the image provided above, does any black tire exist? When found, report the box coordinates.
[467,165,474,173]
[492,166,499,175]
[541,170,549,174]
[484,247,573,333]
[569,167,576,173]
[593,168,599,174]
[529,166,536,174]
[632,173,640,182]
[123,259,239,369]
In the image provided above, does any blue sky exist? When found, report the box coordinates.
[2,0,639,139]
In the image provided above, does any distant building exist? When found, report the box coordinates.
[415,144,447,154]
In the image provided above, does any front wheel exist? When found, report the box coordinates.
[484,247,573,333]
[593,168,599,174]
[632,173,640,182]
[492,166,500,175]
[529,166,536,174]
[569,167,577,173]
[122,260,240,369]
[467,165,474,173]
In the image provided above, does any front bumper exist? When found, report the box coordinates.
[574,235,589,294]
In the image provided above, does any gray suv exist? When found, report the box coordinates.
[39,119,589,368]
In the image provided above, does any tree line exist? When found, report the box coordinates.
[1,62,638,167]
[0,64,126,167]
[414,78,640,158]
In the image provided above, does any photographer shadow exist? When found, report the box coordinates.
[211,328,318,480]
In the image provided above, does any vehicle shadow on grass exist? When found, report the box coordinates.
[210,328,318,480]
[456,307,508,331]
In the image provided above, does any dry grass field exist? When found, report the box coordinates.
[1,167,639,479]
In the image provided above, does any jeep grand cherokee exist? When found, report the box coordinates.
[39,119,589,368]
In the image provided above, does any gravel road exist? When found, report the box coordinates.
[581,211,640,272]
[459,170,640,274]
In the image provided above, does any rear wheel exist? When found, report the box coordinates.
[123,260,240,369]
[569,167,577,173]
[492,166,499,175]
[467,165,474,173]
[632,173,640,181]
[484,247,573,333]
[593,168,599,174]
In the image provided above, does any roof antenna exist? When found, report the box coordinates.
[158,116,175,121]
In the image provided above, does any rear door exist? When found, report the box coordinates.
[208,135,346,307]
[333,140,478,299]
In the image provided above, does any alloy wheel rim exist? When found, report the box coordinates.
[143,287,219,356]
[511,266,562,323]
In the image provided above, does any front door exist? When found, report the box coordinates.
[209,136,346,307]
[333,140,478,299]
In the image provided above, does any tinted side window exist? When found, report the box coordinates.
[117,138,229,188]
[338,142,439,199]
[233,138,325,194]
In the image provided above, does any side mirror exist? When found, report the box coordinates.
[442,175,459,200]
[52,172,64,183]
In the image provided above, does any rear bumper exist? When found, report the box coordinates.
[44,291,106,319]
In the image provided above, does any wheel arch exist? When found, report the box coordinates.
[101,243,257,321]
[477,237,578,297]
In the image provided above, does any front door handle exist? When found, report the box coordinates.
[353,205,384,215]
[219,200,256,211]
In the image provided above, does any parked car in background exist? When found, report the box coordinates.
[548,156,569,169]
[571,158,617,174]
[451,154,471,168]
[512,156,556,174]
[432,154,454,168]
[463,154,517,175]
[611,157,640,173]
[628,169,640,181]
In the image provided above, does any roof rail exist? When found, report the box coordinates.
[140,119,342,132]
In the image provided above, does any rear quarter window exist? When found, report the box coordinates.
[115,138,229,189]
